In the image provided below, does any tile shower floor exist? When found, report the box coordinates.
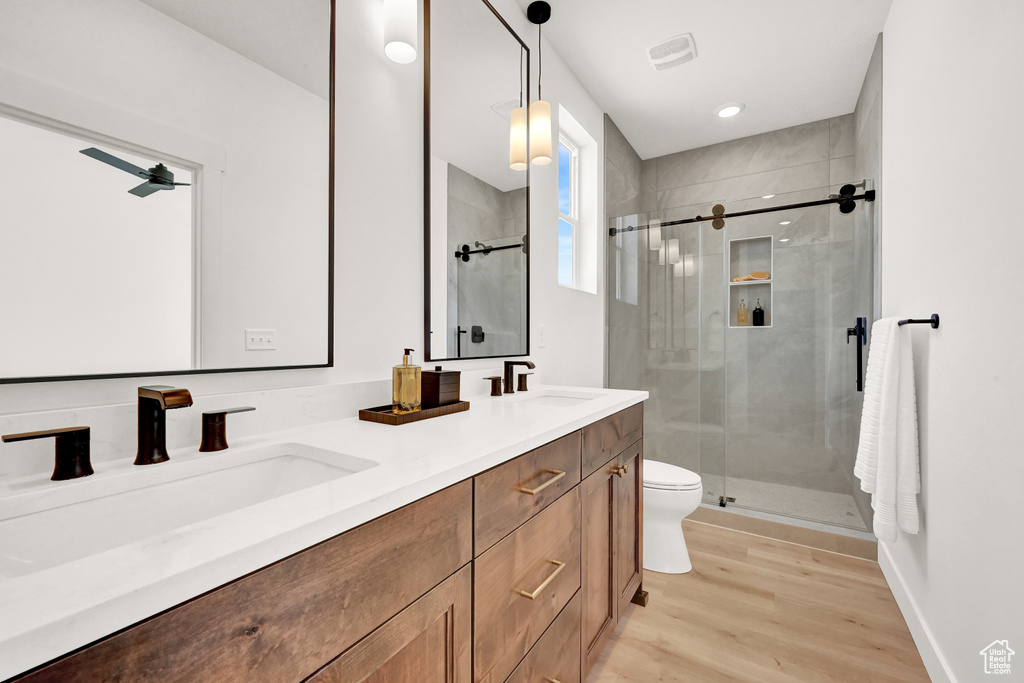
[700,474,869,531]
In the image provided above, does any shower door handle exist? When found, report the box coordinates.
[847,317,867,392]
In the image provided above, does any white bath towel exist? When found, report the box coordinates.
[854,317,921,543]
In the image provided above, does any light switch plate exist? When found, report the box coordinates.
[245,329,277,350]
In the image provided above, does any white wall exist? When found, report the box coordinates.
[880,1,1024,680]
[0,0,607,479]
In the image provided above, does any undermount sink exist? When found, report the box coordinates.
[0,443,377,579]
[515,389,600,408]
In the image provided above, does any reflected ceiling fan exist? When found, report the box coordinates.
[79,147,191,198]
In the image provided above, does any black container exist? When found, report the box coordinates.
[422,366,461,408]
[752,299,765,327]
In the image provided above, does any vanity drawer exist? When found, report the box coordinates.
[474,431,581,554]
[473,488,581,683]
[15,481,473,683]
[505,591,581,683]
[581,403,643,478]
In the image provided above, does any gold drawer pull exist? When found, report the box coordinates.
[545,679,562,683]
[612,463,629,478]
[516,469,566,495]
[518,559,566,600]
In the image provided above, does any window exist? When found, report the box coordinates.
[558,134,579,288]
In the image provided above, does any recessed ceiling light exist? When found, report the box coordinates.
[779,220,792,225]
[779,238,790,242]
[761,194,775,199]
[715,102,744,118]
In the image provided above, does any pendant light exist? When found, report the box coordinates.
[510,47,528,170]
[648,218,662,251]
[383,0,417,64]
[527,2,552,165]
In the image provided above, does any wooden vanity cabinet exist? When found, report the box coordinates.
[14,481,473,683]
[11,404,644,683]
[580,436,643,678]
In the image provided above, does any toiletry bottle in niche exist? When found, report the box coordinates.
[737,298,749,326]
[753,298,765,326]
[392,348,422,414]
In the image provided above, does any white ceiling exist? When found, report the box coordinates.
[139,0,330,99]
[514,0,892,159]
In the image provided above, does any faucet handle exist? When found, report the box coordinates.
[517,372,534,392]
[200,407,255,452]
[2,426,93,480]
[484,377,503,397]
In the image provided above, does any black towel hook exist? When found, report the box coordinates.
[898,314,939,328]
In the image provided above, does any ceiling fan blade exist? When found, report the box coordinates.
[80,147,151,179]
[128,181,162,198]
[172,182,191,187]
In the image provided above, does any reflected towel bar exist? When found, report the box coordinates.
[898,314,939,328]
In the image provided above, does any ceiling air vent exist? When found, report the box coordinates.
[490,98,520,121]
[647,33,697,71]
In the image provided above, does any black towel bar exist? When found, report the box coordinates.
[898,314,940,328]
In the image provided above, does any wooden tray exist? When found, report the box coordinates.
[359,401,470,426]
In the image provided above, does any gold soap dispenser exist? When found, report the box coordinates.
[392,348,422,414]
[737,298,749,326]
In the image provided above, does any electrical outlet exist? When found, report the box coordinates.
[537,324,546,349]
[245,329,277,350]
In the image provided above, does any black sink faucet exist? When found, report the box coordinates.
[503,360,536,394]
[136,386,193,466]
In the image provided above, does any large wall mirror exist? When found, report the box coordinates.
[0,0,334,382]
[425,0,530,361]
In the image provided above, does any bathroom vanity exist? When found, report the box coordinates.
[0,388,646,682]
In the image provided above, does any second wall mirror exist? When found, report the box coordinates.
[424,0,530,361]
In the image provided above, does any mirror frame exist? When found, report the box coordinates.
[0,0,336,385]
[423,0,531,362]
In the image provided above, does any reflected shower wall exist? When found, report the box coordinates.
[607,113,874,531]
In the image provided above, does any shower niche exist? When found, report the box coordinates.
[728,236,773,328]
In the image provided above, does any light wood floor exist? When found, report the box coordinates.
[588,520,929,682]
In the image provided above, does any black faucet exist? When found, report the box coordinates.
[503,360,537,394]
[2,426,93,480]
[136,386,193,466]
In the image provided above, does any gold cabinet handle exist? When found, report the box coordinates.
[516,469,566,495]
[518,559,566,600]
[544,679,562,683]
[612,463,629,478]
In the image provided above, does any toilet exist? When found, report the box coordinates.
[643,460,703,574]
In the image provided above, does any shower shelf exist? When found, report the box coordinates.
[728,236,773,328]
[729,279,771,286]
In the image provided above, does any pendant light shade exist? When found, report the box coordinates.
[668,238,680,265]
[527,2,552,166]
[383,0,417,64]
[529,100,552,165]
[510,106,528,170]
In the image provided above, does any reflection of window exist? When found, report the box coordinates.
[557,134,578,288]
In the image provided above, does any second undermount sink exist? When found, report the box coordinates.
[515,389,601,408]
[0,443,377,579]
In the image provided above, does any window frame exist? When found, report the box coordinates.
[558,132,580,288]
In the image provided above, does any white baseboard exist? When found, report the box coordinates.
[878,542,957,682]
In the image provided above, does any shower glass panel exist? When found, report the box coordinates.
[454,233,528,358]
[607,185,872,530]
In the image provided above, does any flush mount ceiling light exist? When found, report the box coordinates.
[715,102,744,118]
[527,1,552,165]
[383,0,417,64]
[761,194,775,199]
[779,238,791,242]
[509,48,528,170]
[779,220,792,225]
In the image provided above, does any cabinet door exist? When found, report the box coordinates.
[307,565,472,683]
[614,440,643,617]
[580,460,616,677]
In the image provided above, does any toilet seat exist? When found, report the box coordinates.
[643,460,702,491]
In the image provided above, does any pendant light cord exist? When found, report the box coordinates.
[537,23,543,101]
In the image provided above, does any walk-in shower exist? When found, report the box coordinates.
[607,180,877,531]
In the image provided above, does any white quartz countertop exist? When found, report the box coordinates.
[0,385,646,679]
